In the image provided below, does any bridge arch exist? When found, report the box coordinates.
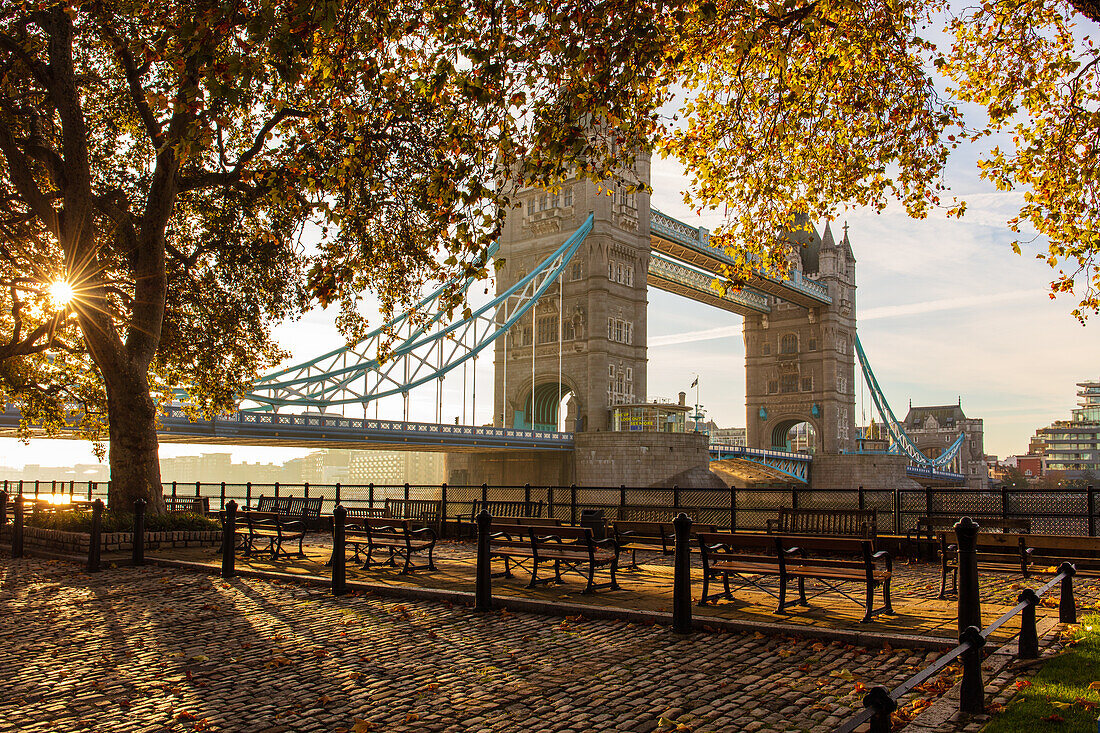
[513,377,580,432]
[769,417,820,453]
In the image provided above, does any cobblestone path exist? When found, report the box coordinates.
[0,557,940,733]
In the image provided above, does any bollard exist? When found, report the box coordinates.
[0,489,6,526]
[222,500,237,578]
[959,625,986,714]
[132,499,146,567]
[332,505,347,596]
[12,495,23,558]
[862,685,896,733]
[1018,589,1039,659]
[955,517,982,633]
[474,510,492,611]
[87,499,103,573]
[1059,561,1077,623]
[220,482,226,511]
[672,513,693,634]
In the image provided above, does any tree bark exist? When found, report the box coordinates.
[104,362,166,515]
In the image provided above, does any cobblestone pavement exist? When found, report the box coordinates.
[0,556,943,733]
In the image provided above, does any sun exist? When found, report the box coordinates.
[47,280,75,308]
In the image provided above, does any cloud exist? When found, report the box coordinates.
[650,325,742,347]
[860,288,1050,321]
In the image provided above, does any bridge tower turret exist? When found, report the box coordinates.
[744,219,857,454]
[493,156,651,433]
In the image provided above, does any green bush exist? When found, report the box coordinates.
[23,509,221,533]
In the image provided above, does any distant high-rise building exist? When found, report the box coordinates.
[348,451,445,485]
[1034,380,1100,483]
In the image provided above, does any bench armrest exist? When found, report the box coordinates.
[594,537,619,553]
[872,549,893,572]
[410,526,438,541]
[765,519,779,533]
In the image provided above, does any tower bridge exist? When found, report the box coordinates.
[5,154,970,488]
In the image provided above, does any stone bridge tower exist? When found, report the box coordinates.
[493,156,651,433]
[744,219,857,454]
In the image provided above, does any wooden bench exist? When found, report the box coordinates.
[384,498,442,532]
[487,524,621,594]
[163,496,210,514]
[938,531,1031,598]
[908,516,1030,560]
[766,508,877,538]
[253,495,324,518]
[455,499,545,536]
[698,532,893,623]
[1019,534,1100,574]
[343,518,437,574]
[618,506,700,523]
[234,510,307,559]
[611,520,718,569]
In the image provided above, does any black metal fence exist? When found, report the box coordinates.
[4,479,1099,535]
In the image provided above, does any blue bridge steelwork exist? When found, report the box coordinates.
[708,443,813,483]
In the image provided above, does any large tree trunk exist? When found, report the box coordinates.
[104,362,167,515]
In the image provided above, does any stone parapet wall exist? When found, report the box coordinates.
[809,453,922,490]
[574,432,720,488]
[0,525,221,554]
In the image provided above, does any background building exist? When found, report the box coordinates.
[901,401,988,489]
[1034,380,1100,484]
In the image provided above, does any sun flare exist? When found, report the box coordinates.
[47,280,75,308]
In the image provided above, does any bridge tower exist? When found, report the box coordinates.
[493,156,651,433]
[744,219,857,454]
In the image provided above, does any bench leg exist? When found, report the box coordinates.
[777,573,787,613]
[582,564,596,595]
[699,569,711,606]
[400,550,412,575]
[938,565,948,599]
[527,559,540,589]
[862,582,874,623]
[553,560,563,584]
[798,576,808,606]
[882,578,893,615]
[609,559,620,591]
[722,573,732,600]
[427,544,437,571]
[297,534,305,558]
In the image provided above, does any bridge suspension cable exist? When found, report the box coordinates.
[854,335,966,469]
[240,215,593,414]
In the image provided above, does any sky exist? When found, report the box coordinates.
[3,82,1099,469]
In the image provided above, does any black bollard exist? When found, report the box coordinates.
[862,685,897,733]
[12,495,23,558]
[1059,561,1077,623]
[87,499,103,573]
[474,510,492,611]
[955,517,981,634]
[132,499,146,567]
[332,505,347,596]
[221,500,237,579]
[672,513,693,634]
[1018,589,1039,660]
[958,625,986,714]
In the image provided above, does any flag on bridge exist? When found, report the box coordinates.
[690,377,698,388]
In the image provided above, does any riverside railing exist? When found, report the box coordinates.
[6,480,1100,537]
[835,517,1079,733]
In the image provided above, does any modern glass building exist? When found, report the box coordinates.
[1037,380,1100,480]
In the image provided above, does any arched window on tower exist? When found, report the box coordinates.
[780,334,798,355]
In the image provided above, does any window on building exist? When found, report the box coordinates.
[607,258,634,287]
[762,342,771,356]
[539,195,548,211]
[563,320,575,340]
[838,333,849,354]
[780,334,797,354]
[563,187,573,207]
[781,374,799,393]
[571,261,583,281]
[767,380,779,394]
[551,192,561,209]
[808,338,817,351]
[801,377,813,392]
[836,376,847,393]
[606,317,633,344]
[537,316,558,344]
[527,198,535,216]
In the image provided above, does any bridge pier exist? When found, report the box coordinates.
[809,453,921,490]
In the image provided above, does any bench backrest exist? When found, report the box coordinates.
[613,520,718,539]
[920,516,1030,534]
[486,516,562,529]
[163,496,209,514]
[255,495,324,517]
[774,508,877,537]
[697,532,780,554]
[344,506,388,521]
[385,498,441,524]
[364,517,413,532]
[472,499,544,519]
[618,506,699,523]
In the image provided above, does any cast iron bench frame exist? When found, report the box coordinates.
[938,530,1031,598]
[766,508,877,538]
[487,524,621,594]
[612,520,718,569]
[344,517,438,574]
[235,509,307,559]
[909,516,1030,560]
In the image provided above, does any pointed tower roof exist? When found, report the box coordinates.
[778,212,821,274]
[840,221,857,262]
[821,221,836,248]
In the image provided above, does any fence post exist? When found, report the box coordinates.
[673,484,680,510]
[195,481,201,498]
[274,481,280,498]
[525,483,532,509]
[404,482,410,505]
[955,517,982,633]
[570,484,578,525]
[1059,562,1077,624]
[221,500,237,579]
[893,488,901,535]
[335,482,341,506]
[220,482,226,511]
[69,480,74,500]
[1000,484,1009,520]
[87,499,103,573]
[475,510,492,611]
[481,483,488,505]
[332,505,346,596]
[672,513,693,634]
[620,484,626,509]
[34,480,39,499]
[132,498,146,567]
[246,481,252,508]
[959,625,986,714]
[304,482,310,499]
[1089,485,1096,537]
[12,495,23,558]
[730,485,737,531]
[369,483,375,510]
[0,489,6,526]
[924,486,932,520]
[858,485,865,511]
[86,480,92,501]
[171,481,177,499]
[862,686,896,733]
[1018,589,1039,659]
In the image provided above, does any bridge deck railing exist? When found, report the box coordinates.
[6,480,1100,537]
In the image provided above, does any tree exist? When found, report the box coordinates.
[1002,465,1031,490]
[0,0,676,511]
[660,0,1100,320]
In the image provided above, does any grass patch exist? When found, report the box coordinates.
[25,510,220,533]
[983,613,1100,731]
